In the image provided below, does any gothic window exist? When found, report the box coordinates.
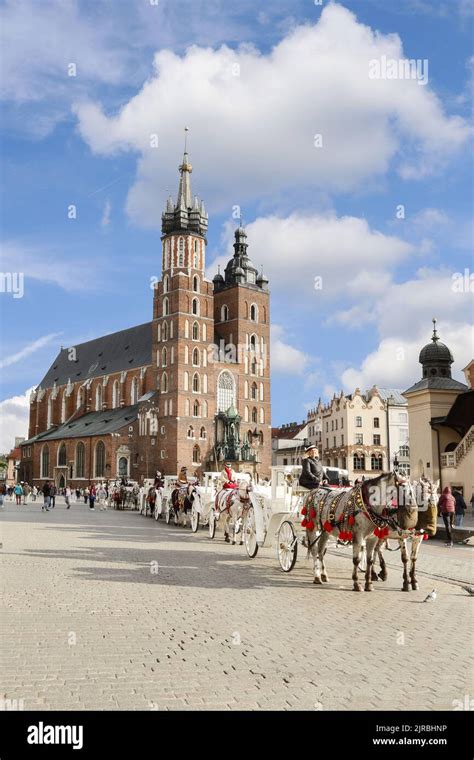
[75,442,85,478]
[251,359,257,375]
[217,371,235,412]
[184,321,189,339]
[60,391,66,423]
[260,408,264,424]
[95,441,105,477]
[353,454,365,471]
[192,321,199,341]
[131,377,139,405]
[371,454,383,471]
[202,350,207,367]
[187,425,194,439]
[41,445,50,478]
[250,334,257,350]
[252,407,257,423]
[185,399,190,416]
[57,443,67,467]
[170,347,174,364]
[170,321,173,339]
[162,321,168,341]
[163,297,169,317]
[259,383,264,401]
[244,406,249,422]
[161,372,168,393]
[95,384,102,411]
[112,381,120,409]
[200,426,206,439]
[184,372,189,391]
[184,346,189,364]
[178,237,184,266]
[259,431,264,445]
[193,372,200,393]
[76,387,84,411]
[163,275,169,293]
[192,445,201,465]
[192,298,199,315]
[193,400,200,417]
[250,304,258,322]
[202,323,207,341]
[157,324,161,341]
[118,457,128,477]
[156,350,160,368]
[221,304,229,322]
[203,374,208,393]
[202,400,208,417]
[192,348,199,366]
[162,348,167,367]
[251,382,257,400]
[193,275,199,292]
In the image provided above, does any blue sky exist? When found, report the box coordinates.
[0,0,473,450]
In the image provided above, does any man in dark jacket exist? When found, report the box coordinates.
[453,489,467,527]
[299,446,324,490]
[42,481,51,512]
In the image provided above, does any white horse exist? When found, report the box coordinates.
[304,472,416,591]
[215,481,253,544]
[374,477,439,591]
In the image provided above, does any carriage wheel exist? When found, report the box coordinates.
[191,504,199,533]
[154,502,160,521]
[277,521,298,572]
[208,509,216,539]
[243,507,259,558]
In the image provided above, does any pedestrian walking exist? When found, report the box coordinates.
[14,483,23,505]
[32,485,38,502]
[65,485,72,509]
[23,483,31,504]
[88,484,96,510]
[438,485,456,546]
[42,481,51,511]
[50,483,57,508]
[84,487,89,504]
[0,481,6,508]
[453,488,467,528]
[98,483,107,510]
[75,488,80,502]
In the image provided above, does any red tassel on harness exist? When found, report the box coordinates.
[301,518,308,528]
[323,521,333,533]
[347,531,353,541]
[423,533,429,541]
[306,520,315,532]
[339,530,346,541]
[310,507,316,519]
[348,515,355,526]
[301,506,307,516]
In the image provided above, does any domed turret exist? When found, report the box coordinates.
[420,319,454,379]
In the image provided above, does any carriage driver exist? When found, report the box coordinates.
[299,445,324,490]
[220,462,239,490]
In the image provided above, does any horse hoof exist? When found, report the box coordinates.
[364,585,373,592]
[224,536,230,543]
[371,572,379,581]
[378,572,387,582]
[412,583,419,591]
[321,575,329,583]
[239,541,243,546]
[353,585,361,592]
[231,541,236,546]
[313,577,322,585]
[401,586,410,592]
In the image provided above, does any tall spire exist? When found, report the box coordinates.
[432,317,439,342]
[177,127,193,210]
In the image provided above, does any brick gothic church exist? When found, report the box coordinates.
[19,147,271,488]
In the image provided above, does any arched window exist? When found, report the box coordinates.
[95,384,102,411]
[57,443,67,467]
[162,321,168,341]
[192,321,199,340]
[157,323,161,342]
[163,297,169,317]
[185,398,190,416]
[251,382,258,400]
[259,383,264,401]
[164,239,170,270]
[250,333,257,350]
[260,408,264,424]
[192,445,201,465]
[161,372,168,393]
[251,358,257,375]
[250,304,258,322]
[252,407,258,423]
[185,320,189,339]
[41,445,50,478]
[202,323,207,341]
[244,406,249,422]
[76,442,85,478]
[259,431,264,445]
[193,275,199,292]
[187,425,194,438]
[60,391,66,423]
[170,346,174,364]
[202,400,208,417]
[217,371,235,412]
[95,441,105,477]
[193,400,200,417]
[118,457,128,477]
[76,387,84,411]
[163,275,169,293]
[221,304,229,322]
[178,237,184,266]
[184,372,189,391]
[131,377,139,405]
[192,348,199,366]
[371,454,383,471]
[112,381,120,409]
[353,454,365,471]
[200,426,206,439]
[192,298,199,315]
[193,372,200,393]
[162,347,167,367]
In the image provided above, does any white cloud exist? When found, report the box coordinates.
[0,389,33,453]
[271,325,310,375]
[73,3,470,227]
[0,334,61,370]
[101,200,112,228]
[210,212,413,298]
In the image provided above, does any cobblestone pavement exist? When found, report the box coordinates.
[1,498,473,711]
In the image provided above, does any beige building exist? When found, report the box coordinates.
[403,322,473,498]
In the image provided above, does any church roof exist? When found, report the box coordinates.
[403,376,468,395]
[38,322,152,390]
[23,405,140,443]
